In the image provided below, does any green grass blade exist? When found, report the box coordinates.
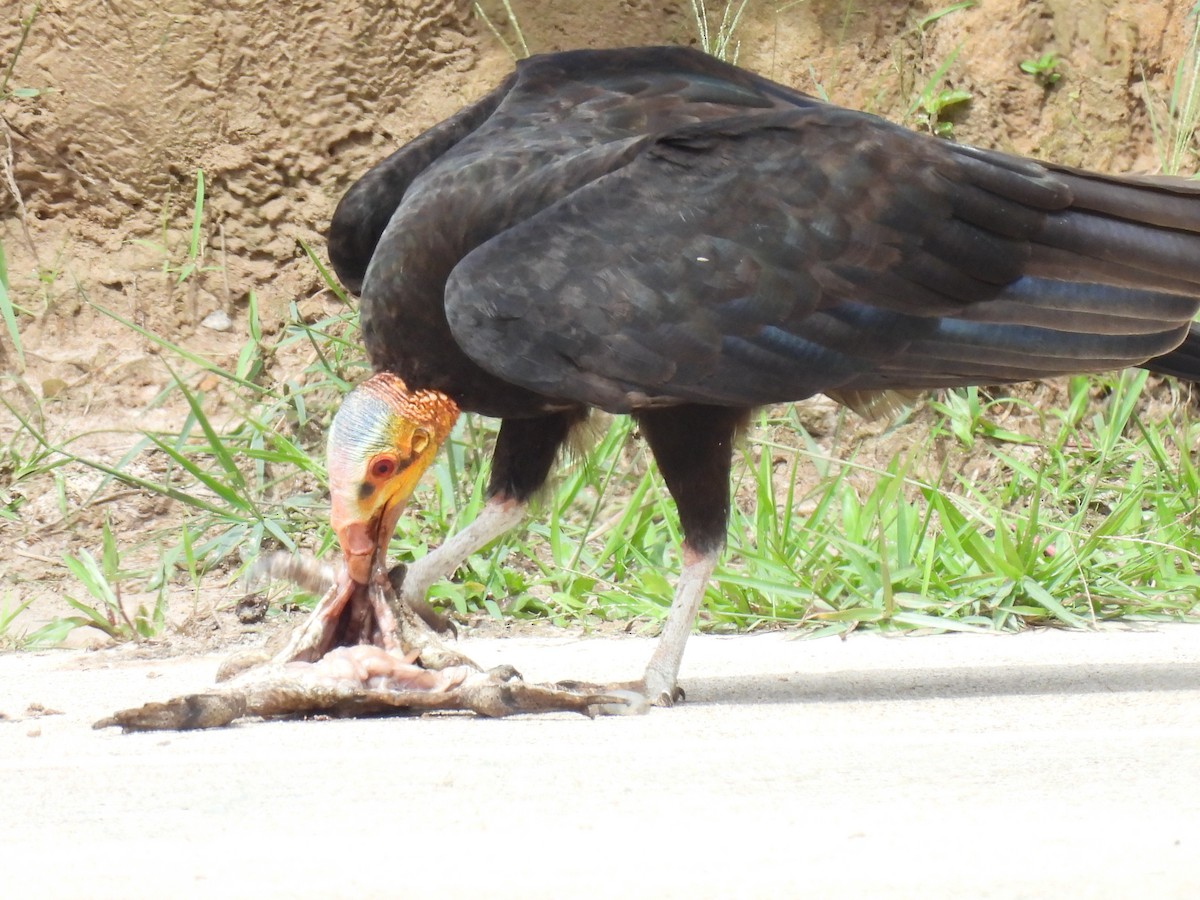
[86,299,266,393]
[1019,576,1089,628]
[162,363,248,495]
[0,241,24,370]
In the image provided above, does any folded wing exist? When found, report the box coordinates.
[444,107,1200,413]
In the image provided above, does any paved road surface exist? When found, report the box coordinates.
[3,626,1199,898]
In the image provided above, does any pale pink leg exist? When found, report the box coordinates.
[398,496,527,605]
[639,544,720,705]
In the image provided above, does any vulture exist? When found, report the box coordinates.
[313,46,1200,708]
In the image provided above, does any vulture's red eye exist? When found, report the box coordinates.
[371,458,396,479]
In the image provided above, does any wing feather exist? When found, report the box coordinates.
[444,107,1200,412]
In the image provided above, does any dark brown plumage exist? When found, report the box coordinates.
[322,46,1200,706]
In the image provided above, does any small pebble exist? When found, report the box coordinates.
[201,310,233,331]
[42,377,68,398]
[236,592,270,624]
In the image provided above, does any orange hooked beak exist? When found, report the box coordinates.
[326,374,460,584]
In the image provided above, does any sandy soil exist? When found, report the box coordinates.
[1,1,1198,651]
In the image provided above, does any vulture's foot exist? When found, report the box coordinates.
[555,676,683,715]
[555,542,716,714]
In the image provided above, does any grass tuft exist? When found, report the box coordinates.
[473,1,531,61]
[907,44,972,138]
[691,1,752,63]
[1144,1,1200,176]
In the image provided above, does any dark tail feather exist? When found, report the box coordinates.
[1143,324,1200,383]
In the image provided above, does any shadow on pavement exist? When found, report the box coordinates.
[685,661,1200,705]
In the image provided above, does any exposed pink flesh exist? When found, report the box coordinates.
[284,646,474,692]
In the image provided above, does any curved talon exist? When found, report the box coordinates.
[486,663,524,682]
[552,678,685,716]
[660,684,685,706]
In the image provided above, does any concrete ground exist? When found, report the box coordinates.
[2,625,1199,898]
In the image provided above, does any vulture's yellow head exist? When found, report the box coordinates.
[326,373,459,583]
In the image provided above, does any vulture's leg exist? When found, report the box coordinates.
[397,410,587,607]
[396,498,526,605]
[634,405,746,705]
[560,405,744,709]
[638,545,720,703]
